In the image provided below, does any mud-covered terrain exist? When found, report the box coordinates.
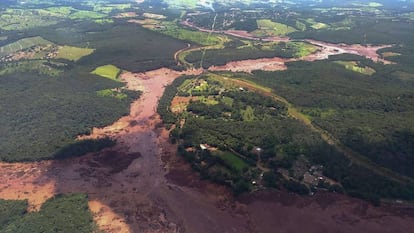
[0,68,252,233]
[1,65,414,233]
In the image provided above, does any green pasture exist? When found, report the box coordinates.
[252,19,297,36]
[0,9,59,30]
[55,46,94,61]
[214,151,249,172]
[0,37,51,57]
[91,64,121,80]
[334,61,376,75]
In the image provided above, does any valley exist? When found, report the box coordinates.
[1,0,414,232]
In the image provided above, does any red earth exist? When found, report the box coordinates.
[0,33,410,233]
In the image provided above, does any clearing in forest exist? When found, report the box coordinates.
[91,65,121,80]
[55,46,94,61]
[334,61,376,75]
[253,19,297,37]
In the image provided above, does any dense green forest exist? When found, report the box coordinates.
[157,72,414,203]
[248,58,414,179]
[0,71,139,161]
[0,17,189,161]
[0,194,96,233]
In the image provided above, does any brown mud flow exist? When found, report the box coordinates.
[180,19,394,73]
[0,59,413,232]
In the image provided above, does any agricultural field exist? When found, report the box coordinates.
[0,37,52,57]
[305,18,329,30]
[55,46,94,62]
[334,60,376,75]
[252,19,297,37]
[0,6,112,31]
[91,3,132,13]
[91,64,121,80]
[0,9,59,30]
[214,150,249,173]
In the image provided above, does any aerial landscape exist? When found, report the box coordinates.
[1,0,414,232]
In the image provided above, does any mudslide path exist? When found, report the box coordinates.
[0,68,252,233]
[178,19,394,72]
[0,38,413,233]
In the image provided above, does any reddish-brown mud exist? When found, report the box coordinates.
[239,191,414,233]
[209,57,287,73]
[0,67,254,233]
[182,19,394,73]
[207,41,393,73]
[0,35,411,233]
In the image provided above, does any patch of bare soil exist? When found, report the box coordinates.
[114,12,137,18]
[208,57,287,73]
[181,20,394,71]
[207,42,393,73]
[305,39,394,64]
[170,96,198,114]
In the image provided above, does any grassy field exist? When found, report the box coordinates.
[38,6,74,17]
[0,37,52,57]
[289,41,319,57]
[92,3,132,14]
[0,9,59,30]
[214,151,249,172]
[334,61,376,75]
[55,46,94,61]
[252,19,297,37]
[91,64,121,80]
[381,52,401,58]
[0,194,96,233]
[306,18,329,30]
